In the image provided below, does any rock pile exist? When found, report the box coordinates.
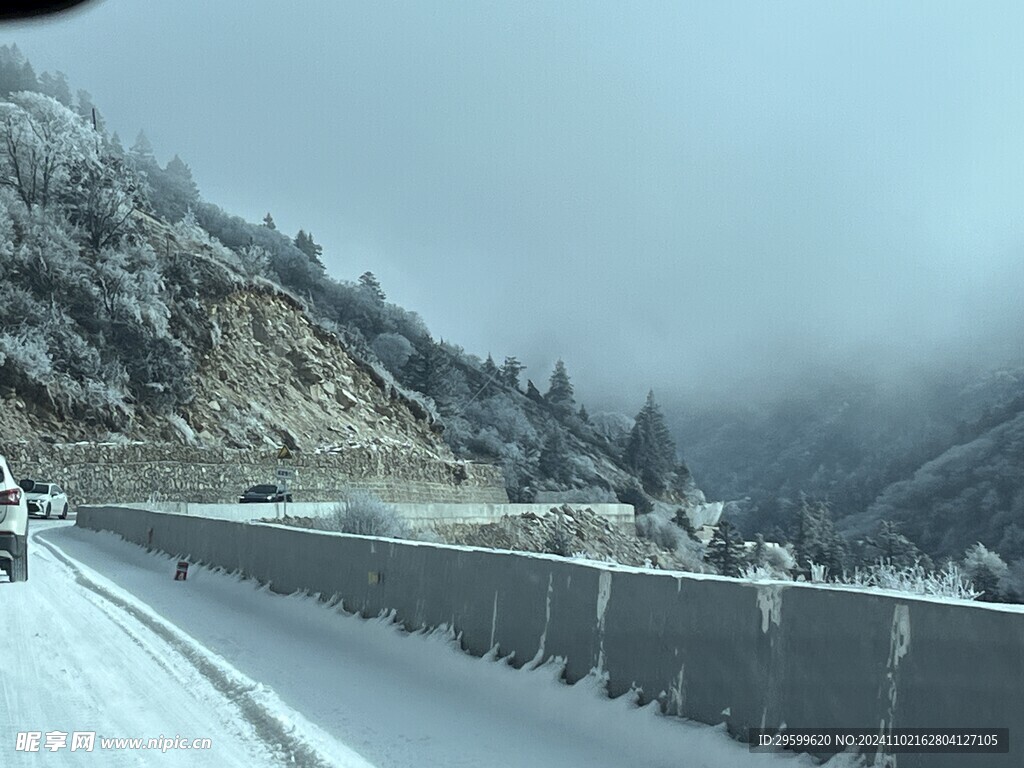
[271,505,707,572]
[430,505,699,570]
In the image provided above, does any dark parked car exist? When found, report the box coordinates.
[239,484,293,503]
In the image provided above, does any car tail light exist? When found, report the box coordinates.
[0,487,21,505]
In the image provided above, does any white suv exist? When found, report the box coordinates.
[0,455,29,582]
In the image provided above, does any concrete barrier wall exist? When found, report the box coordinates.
[77,506,1024,767]
[116,501,635,528]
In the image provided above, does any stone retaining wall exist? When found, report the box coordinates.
[0,442,508,504]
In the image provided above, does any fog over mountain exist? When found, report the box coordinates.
[8,1,1022,412]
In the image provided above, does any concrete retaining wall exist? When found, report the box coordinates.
[118,501,635,528]
[77,505,1024,767]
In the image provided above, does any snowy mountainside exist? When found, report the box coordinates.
[0,48,707,513]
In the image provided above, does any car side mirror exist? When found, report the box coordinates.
[0,1,97,21]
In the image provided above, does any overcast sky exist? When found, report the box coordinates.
[7,1,1024,412]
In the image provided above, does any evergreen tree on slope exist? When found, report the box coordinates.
[624,390,677,494]
[546,359,575,414]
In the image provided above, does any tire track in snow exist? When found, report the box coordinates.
[33,533,375,768]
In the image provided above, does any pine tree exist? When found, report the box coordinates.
[0,45,24,96]
[482,354,498,378]
[401,349,429,392]
[578,404,590,423]
[671,461,696,497]
[500,356,524,390]
[401,343,464,408]
[624,390,677,494]
[863,520,923,568]
[75,89,104,134]
[294,230,324,268]
[962,543,1009,603]
[358,271,386,302]
[152,154,199,223]
[18,60,38,93]
[546,359,575,413]
[539,430,573,485]
[750,534,768,568]
[262,212,276,229]
[790,497,846,577]
[128,130,159,200]
[38,70,72,106]
[706,521,744,577]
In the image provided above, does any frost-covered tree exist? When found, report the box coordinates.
[65,148,142,250]
[238,244,270,278]
[108,131,125,156]
[0,91,98,211]
[500,355,524,390]
[75,89,105,135]
[624,391,676,493]
[294,229,324,268]
[129,130,158,175]
[539,429,573,485]
[790,497,846,577]
[262,212,276,229]
[545,359,575,413]
[749,533,768,567]
[37,70,72,107]
[862,520,926,569]
[962,543,1009,602]
[93,243,170,335]
[371,332,414,374]
[482,353,498,378]
[0,45,39,96]
[479,354,500,396]
[402,342,467,409]
[149,154,199,223]
[358,271,385,302]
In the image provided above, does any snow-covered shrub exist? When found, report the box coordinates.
[808,561,829,583]
[767,544,796,572]
[841,560,981,600]
[319,490,409,538]
[740,564,779,581]
[371,332,414,374]
[0,331,53,382]
[961,543,1009,601]
[237,244,270,279]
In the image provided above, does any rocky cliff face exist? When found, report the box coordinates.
[184,289,446,460]
[3,280,450,457]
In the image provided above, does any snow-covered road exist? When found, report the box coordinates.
[1,520,838,767]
